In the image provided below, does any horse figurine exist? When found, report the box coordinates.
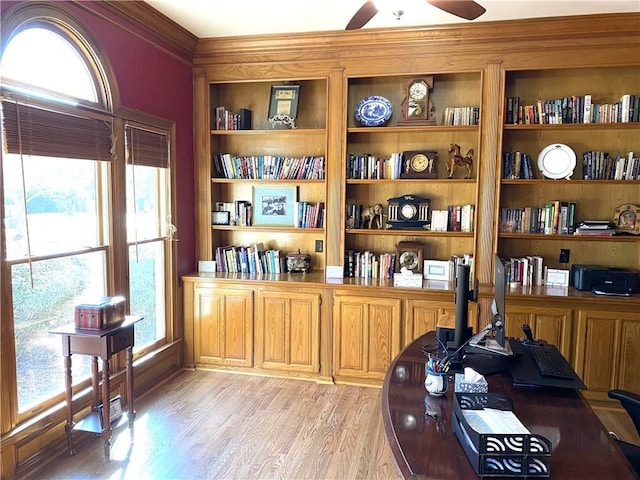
[446,144,474,179]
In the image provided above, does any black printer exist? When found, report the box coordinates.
[572,264,640,296]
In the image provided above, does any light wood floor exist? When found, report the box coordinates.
[39,370,639,480]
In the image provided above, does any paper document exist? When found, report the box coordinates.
[462,408,530,435]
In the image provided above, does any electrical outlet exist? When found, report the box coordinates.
[559,248,570,263]
[314,239,323,253]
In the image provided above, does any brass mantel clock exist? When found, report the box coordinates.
[398,77,436,126]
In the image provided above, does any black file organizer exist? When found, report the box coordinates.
[452,393,552,478]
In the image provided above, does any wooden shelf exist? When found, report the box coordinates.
[347,229,473,238]
[347,125,478,134]
[211,178,325,184]
[212,225,324,233]
[503,122,640,131]
[210,128,326,136]
[499,232,639,242]
[501,179,640,185]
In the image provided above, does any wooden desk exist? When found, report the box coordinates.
[51,316,142,462]
[382,331,636,479]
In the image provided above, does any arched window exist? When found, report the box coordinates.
[2,5,175,425]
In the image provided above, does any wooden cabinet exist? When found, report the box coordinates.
[574,309,640,403]
[403,298,478,347]
[192,284,253,368]
[333,293,402,383]
[188,15,640,398]
[504,305,573,358]
[255,290,320,375]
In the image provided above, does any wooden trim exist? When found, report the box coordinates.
[93,0,197,57]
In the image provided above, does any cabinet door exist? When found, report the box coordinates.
[403,299,478,347]
[333,295,401,382]
[504,306,573,358]
[193,286,253,367]
[575,310,640,402]
[255,291,320,374]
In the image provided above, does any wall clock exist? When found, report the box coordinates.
[401,150,438,179]
[395,241,424,273]
[398,77,436,126]
[387,195,430,229]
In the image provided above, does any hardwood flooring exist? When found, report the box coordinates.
[38,370,639,480]
[40,371,400,480]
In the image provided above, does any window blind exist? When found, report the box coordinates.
[125,125,169,169]
[1,100,113,161]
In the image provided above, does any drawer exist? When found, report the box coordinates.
[109,327,134,355]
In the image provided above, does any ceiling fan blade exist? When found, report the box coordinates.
[426,0,486,20]
[346,1,379,30]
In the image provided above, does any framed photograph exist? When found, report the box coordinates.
[253,186,297,226]
[98,395,123,428]
[211,210,231,225]
[613,203,640,235]
[545,268,570,287]
[268,85,300,120]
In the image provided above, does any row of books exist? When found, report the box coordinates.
[431,205,475,232]
[501,256,546,287]
[344,250,396,279]
[213,200,324,228]
[502,151,535,179]
[574,220,616,236]
[499,201,576,235]
[346,153,405,180]
[582,151,640,180]
[450,253,474,288]
[295,202,324,228]
[504,94,639,125]
[213,106,252,130]
[212,153,325,180]
[441,106,480,126]
[215,243,286,274]
[215,200,252,226]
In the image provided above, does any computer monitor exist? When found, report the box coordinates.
[466,255,513,356]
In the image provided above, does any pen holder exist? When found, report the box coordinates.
[425,369,448,396]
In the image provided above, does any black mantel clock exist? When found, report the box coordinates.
[387,195,430,230]
[398,77,436,126]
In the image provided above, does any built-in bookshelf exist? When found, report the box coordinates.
[343,73,480,284]
[498,66,640,273]
[206,79,328,273]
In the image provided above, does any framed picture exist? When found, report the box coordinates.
[211,210,231,225]
[268,85,300,120]
[613,203,640,235]
[545,268,570,287]
[253,186,297,226]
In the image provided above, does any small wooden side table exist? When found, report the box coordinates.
[51,315,143,462]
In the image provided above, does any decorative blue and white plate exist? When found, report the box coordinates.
[355,95,393,127]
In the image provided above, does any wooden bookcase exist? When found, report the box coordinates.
[498,66,640,273]
[344,73,480,284]
[206,79,328,272]
[187,14,640,396]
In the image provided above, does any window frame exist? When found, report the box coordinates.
[0,5,177,430]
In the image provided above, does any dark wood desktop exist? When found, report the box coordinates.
[382,331,636,479]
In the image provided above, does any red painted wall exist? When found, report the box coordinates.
[1,0,196,276]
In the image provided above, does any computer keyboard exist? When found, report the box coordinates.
[529,346,575,380]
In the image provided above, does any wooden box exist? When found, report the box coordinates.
[74,296,126,330]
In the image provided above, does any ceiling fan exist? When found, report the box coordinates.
[346,0,486,30]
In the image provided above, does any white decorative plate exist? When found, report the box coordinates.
[537,143,576,179]
[354,95,393,127]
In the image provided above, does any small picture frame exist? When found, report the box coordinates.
[268,85,300,128]
[545,268,570,287]
[253,186,297,226]
[98,395,123,428]
[211,210,231,225]
[613,203,640,235]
